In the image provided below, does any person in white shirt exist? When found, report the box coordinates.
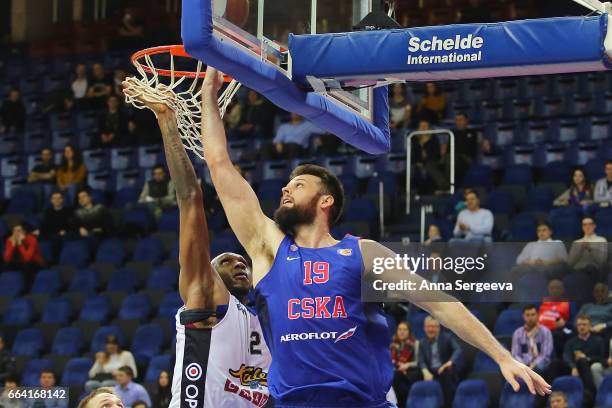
[514,222,568,280]
[451,190,494,243]
[568,216,608,281]
[85,335,138,393]
[72,64,89,100]
[593,161,612,206]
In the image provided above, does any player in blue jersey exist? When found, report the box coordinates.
[200,67,551,407]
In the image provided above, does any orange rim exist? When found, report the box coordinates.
[130,45,233,81]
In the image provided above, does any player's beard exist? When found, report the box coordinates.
[273,195,319,236]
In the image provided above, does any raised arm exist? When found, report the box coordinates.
[123,79,227,310]
[200,68,282,269]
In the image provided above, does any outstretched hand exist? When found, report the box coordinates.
[122,77,174,117]
[202,66,225,95]
[499,356,551,396]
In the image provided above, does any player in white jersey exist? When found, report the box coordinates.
[123,80,271,408]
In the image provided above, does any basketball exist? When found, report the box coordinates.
[225,0,249,28]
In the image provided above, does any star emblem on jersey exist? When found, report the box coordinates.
[334,326,357,343]
[337,248,352,256]
[185,363,203,381]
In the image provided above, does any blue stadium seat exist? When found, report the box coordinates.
[6,189,39,214]
[552,376,583,408]
[516,273,549,303]
[210,232,241,257]
[138,145,164,169]
[510,213,538,241]
[1,156,27,178]
[499,381,536,408]
[132,237,164,264]
[541,160,571,184]
[41,297,73,325]
[87,171,116,192]
[118,293,151,320]
[462,165,493,189]
[122,206,155,234]
[502,164,532,185]
[409,311,428,340]
[145,355,173,383]
[107,268,138,292]
[112,187,141,208]
[0,271,24,296]
[406,380,444,408]
[59,240,90,267]
[61,358,92,386]
[367,171,398,196]
[90,326,124,352]
[3,298,33,326]
[12,328,44,357]
[485,190,514,215]
[82,149,110,172]
[344,198,377,226]
[51,327,83,356]
[494,309,523,336]
[353,155,379,179]
[472,352,498,373]
[585,158,605,181]
[147,266,177,290]
[111,147,137,170]
[338,174,359,197]
[550,217,581,241]
[563,271,595,305]
[452,379,489,408]
[80,295,112,322]
[525,187,554,212]
[21,359,51,386]
[257,179,284,201]
[67,269,99,294]
[31,269,62,295]
[95,239,126,266]
[596,375,612,407]
[116,169,145,190]
[158,292,183,318]
[76,112,99,130]
[131,324,164,362]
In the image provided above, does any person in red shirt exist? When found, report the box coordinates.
[3,224,44,288]
[539,279,572,358]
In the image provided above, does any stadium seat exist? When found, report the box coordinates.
[61,358,92,386]
[67,269,99,294]
[90,326,124,352]
[344,198,378,227]
[409,311,428,340]
[21,359,52,386]
[210,232,241,257]
[3,298,33,326]
[563,271,595,304]
[146,266,177,290]
[493,309,523,336]
[502,164,532,185]
[6,189,39,214]
[112,187,141,208]
[145,355,173,383]
[118,293,151,321]
[31,269,62,295]
[106,268,138,292]
[367,171,398,196]
[551,376,583,408]
[41,297,73,325]
[82,149,110,172]
[95,239,127,266]
[158,292,183,318]
[80,295,112,322]
[452,379,489,408]
[499,381,535,408]
[158,208,180,233]
[338,174,359,197]
[12,328,44,357]
[111,147,137,170]
[132,237,165,264]
[541,160,571,184]
[131,324,164,362]
[509,213,538,241]
[122,206,155,235]
[406,380,444,408]
[257,179,284,201]
[472,352,498,373]
[51,327,83,356]
[485,190,514,215]
[462,165,493,189]
[59,240,91,268]
[525,187,554,212]
[596,375,612,407]
[0,271,24,296]
[516,273,548,303]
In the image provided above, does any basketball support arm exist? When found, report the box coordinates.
[573,0,612,13]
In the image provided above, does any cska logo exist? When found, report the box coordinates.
[337,249,352,256]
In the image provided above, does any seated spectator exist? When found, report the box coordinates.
[424,224,443,245]
[389,83,413,130]
[98,95,128,147]
[40,192,73,239]
[117,8,145,42]
[391,322,421,408]
[77,387,123,408]
[444,112,482,182]
[153,371,171,408]
[513,222,568,280]
[56,144,87,192]
[0,336,16,386]
[451,190,493,243]
[236,90,275,139]
[138,165,176,220]
[87,63,112,107]
[554,168,593,209]
[511,305,554,377]
[563,314,605,405]
[567,217,607,282]
[86,336,137,393]
[74,188,112,240]
[416,82,446,124]
[3,224,44,286]
[548,391,569,408]
[114,366,151,408]
[412,120,449,194]
[0,89,26,133]
[26,369,68,408]
[577,283,612,337]
[27,148,57,185]
[262,113,323,159]
[0,377,21,408]
[594,160,612,206]
[539,279,571,358]
[419,316,462,407]
[591,338,612,388]
[72,63,89,101]
[458,0,492,23]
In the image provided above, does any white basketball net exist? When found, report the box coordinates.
[124,51,241,160]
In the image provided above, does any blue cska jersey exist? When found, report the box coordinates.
[254,234,394,408]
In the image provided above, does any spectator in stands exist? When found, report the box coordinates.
[77,387,123,408]
[114,366,151,408]
[539,279,571,358]
[458,0,492,23]
[389,83,413,130]
[591,338,612,387]
[72,63,89,101]
[416,82,446,124]
[553,168,593,210]
[39,191,73,259]
[391,322,421,408]
[548,391,569,408]
[594,160,612,206]
[3,223,44,286]
[131,402,147,408]
[117,8,145,45]
[73,188,113,240]
[27,369,68,408]
[56,144,87,192]
[577,283,612,337]
[412,120,449,194]
[86,335,137,393]
[567,216,607,282]
[152,371,171,408]
[0,377,22,408]
[0,89,26,133]
[263,113,323,159]
[237,90,275,139]
[138,164,177,220]
[563,314,605,404]
[98,95,128,147]
[513,222,568,280]
[451,190,493,243]
[0,336,16,386]
[445,112,481,182]
[424,224,443,245]
[28,148,57,186]
[511,305,554,377]
[419,316,462,407]
[87,63,112,107]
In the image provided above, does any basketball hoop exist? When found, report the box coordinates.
[125,44,241,160]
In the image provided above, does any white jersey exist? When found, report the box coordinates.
[170,295,272,408]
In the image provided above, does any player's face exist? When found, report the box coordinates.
[215,253,252,296]
[274,175,323,234]
[89,393,125,408]
[523,308,538,328]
